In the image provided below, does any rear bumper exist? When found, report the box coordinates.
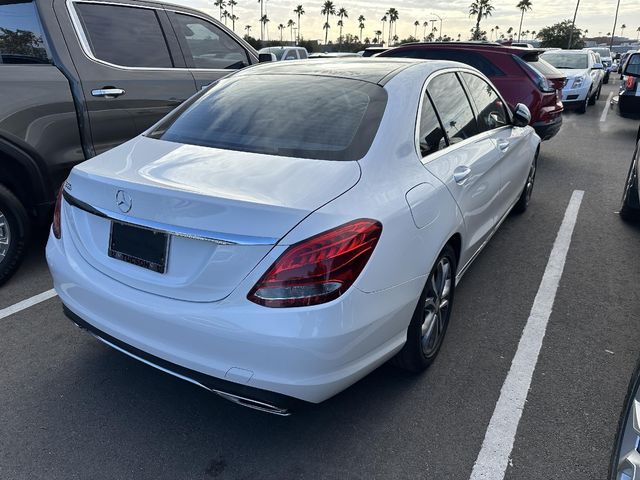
[532,116,563,141]
[618,94,640,118]
[46,227,421,404]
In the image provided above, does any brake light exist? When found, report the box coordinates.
[626,76,637,91]
[512,55,555,93]
[52,186,63,239]
[248,219,382,308]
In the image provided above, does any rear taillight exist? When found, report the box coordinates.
[626,76,637,91]
[52,186,63,239]
[248,219,382,308]
[512,55,555,93]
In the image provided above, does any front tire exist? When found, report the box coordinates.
[513,154,538,214]
[393,245,457,372]
[578,92,589,113]
[0,184,30,286]
[588,87,598,105]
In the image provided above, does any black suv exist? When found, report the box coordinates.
[0,0,258,284]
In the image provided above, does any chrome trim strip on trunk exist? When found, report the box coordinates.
[62,190,279,246]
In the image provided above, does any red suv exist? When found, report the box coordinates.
[378,42,566,140]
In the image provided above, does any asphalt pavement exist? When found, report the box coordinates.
[1,82,639,480]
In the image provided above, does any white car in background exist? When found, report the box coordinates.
[257,46,308,62]
[583,47,613,83]
[542,49,605,113]
[47,59,540,414]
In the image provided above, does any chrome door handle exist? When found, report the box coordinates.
[91,88,125,98]
[453,166,472,184]
[497,140,510,152]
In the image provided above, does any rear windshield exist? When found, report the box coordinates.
[526,58,562,76]
[589,48,611,58]
[0,1,50,64]
[542,53,588,70]
[147,74,387,161]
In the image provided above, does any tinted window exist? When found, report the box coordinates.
[174,14,249,69]
[427,73,479,144]
[75,3,172,68]
[418,93,447,157]
[385,48,504,77]
[461,73,508,132]
[284,50,298,60]
[0,1,50,64]
[542,53,588,69]
[526,58,560,76]
[298,49,308,59]
[147,75,387,161]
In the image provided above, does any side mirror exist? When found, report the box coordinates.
[593,62,604,70]
[513,103,531,127]
[623,52,640,78]
[258,53,277,63]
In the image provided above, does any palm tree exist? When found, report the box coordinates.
[380,15,387,45]
[222,9,229,25]
[490,27,494,39]
[374,29,382,43]
[413,20,420,39]
[358,15,366,41]
[258,0,265,40]
[386,8,399,46]
[228,0,237,30]
[423,21,429,40]
[530,29,536,39]
[516,0,532,42]
[495,25,499,39]
[294,5,305,44]
[287,19,296,43]
[637,26,640,41]
[321,1,336,45]
[621,23,627,38]
[214,0,226,21]
[260,14,269,40]
[337,7,348,45]
[469,0,494,40]
[244,24,252,37]
[457,33,461,41]
[278,23,285,43]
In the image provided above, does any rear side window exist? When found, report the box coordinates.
[461,73,508,132]
[385,48,504,77]
[147,75,387,161]
[174,13,249,69]
[427,73,479,144]
[0,1,50,64]
[75,3,173,68]
[418,93,447,158]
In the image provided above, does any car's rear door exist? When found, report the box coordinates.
[166,10,256,90]
[460,71,531,216]
[57,0,198,156]
[420,71,503,256]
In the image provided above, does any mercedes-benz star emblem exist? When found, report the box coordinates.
[115,189,132,213]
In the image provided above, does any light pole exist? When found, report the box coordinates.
[567,0,580,49]
[431,13,443,41]
[609,0,621,50]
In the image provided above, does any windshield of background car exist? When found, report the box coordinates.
[542,53,588,70]
[590,48,611,58]
[147,75,388,161]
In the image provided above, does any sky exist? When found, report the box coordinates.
[172,0,640,43]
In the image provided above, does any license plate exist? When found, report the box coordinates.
[108,221,169,273]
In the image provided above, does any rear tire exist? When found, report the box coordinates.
[0,184,30,286]
[620,151,640,222]
[393,245,457,372]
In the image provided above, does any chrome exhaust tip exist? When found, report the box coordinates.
[213,390,292,416]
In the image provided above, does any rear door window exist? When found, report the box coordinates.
[418,93,447,158]
[460,73,508,132]
[173,13,249,70]
[427,73,479,144]
[0,1,51,64]
[75,3,173,68]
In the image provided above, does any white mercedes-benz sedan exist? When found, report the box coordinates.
[47,59,540,415]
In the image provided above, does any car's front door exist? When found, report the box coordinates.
[167,11,256,90]
[59,0,198,156]
[460,72,531,217]
[421,72,504,259]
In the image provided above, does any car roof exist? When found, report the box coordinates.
[237,58,424,85]
[543,50,588,55]
[388,42,544,57]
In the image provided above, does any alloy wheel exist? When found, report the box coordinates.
[0,210,10,265]
[614,395,640,480]
[421,257,452,357]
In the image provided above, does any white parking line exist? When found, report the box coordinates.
[0,289,57,320]
[600,92,614,122]
[469,190,584,480]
